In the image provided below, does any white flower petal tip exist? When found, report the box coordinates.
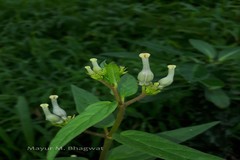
[139,53,150,58]
[167,65,176,69]
[90,58,97,62]
[49,95,58,100]
[40,103,49,108]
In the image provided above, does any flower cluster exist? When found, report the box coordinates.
[85,58,127,86]
[137,53,176,95]
[40,53,176,126]
[40,95,74,127]
[85,58,106,80]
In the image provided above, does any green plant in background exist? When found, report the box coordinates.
[147,38,240,110]
[39,53,223,160]
[1,0,240,159]
[187,39,240,109]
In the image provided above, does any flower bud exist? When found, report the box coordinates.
[120,66,127,75]
[40,103,63,124]
[85,66,94,75]
[137,53,154,86]
[90,58,102,72]
[49,95,67,120]
[158,65,176,88]
[143,82,161,95]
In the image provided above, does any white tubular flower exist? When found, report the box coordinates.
[49,95,67,120]
[137,53,154,86]
[158,65,176,88]
[90,58,102,72]
[40,103,63,124]
[85,66,94,75]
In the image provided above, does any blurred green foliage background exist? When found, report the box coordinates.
[0,0,240,160]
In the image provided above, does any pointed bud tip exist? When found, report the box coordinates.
[85,66,91,69]
[167,65,176,69]
[40,103,49,108]
[139,53,150,58]
[49,95,58,100]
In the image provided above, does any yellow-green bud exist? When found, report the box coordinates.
[158,65,176,88]
[90,58,102,72]
[40,103,63,124]
[137,53,154,86]
[85,66,94,75]
[49,95,67,120]
[120,66,127,75]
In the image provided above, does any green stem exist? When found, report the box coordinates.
[99,138,112,160]
[125,93,146,107]
[99,105,125,160]
[98,80,147,160]
[99,94,146,159]
[109,105,125,136]
[112,86,122,105]
[99,80,122,104]
[84,130,105,138]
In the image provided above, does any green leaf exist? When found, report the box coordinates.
[71,85,115,128]
[71,85,99,113]
[114,130,224,160]
[0,127,18,151]
[218,47,240,62]
[47,101,117,160]
[179,65,225,90]
[104,63,121,86]
[178,64,209,82]
[189,39,216,60]
[118,74,138,98]
[200,75,225,89]
[94,114,115,128]
[205,89,230,109]
[159,121,220,143]
[0,147,14,160]
[126,107,144,119]
[15,96,34,146]
[108,145,154,160]
[109,122,220,160]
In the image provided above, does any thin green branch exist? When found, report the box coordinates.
[84,130,105,138]
[99,80,122,104]
[108,105,125,136]
[112,86,123,105]
[99,105,125,160]
[99,80,113,89]
[104,127,109,135]
[99,93,146,160]
[125,93,146,107]
[98,80,147,160]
